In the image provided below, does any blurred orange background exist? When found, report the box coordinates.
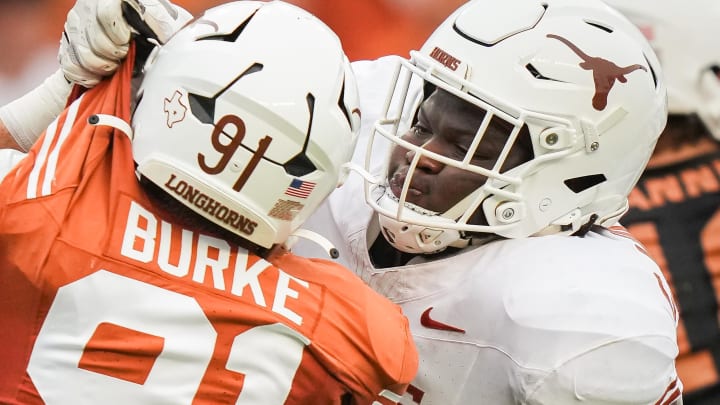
[285,0,465,61]
[0,0,465,104]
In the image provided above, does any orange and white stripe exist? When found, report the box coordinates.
[654,272,679,323]
[609,225,679,322]
[654,376,682,405]
[26,96,83,199]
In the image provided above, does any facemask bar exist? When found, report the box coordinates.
[360,52,579,235]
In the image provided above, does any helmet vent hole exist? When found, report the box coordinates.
[198,10,257,43]
[564,174,607,193]
[338,80,352,128]
[525,63,561,81]
[644,54,658,88]
[188,94,216,124]
[584,20,613,33]
[189,63,264,125]
[283,93,318,177]
[284,156,316,177]
[711,65,720,78]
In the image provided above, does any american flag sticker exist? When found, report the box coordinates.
[284,179,316,199]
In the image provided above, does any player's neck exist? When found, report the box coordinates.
[368,235,417,268]
[368,234,476,268]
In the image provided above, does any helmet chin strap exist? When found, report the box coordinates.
[352,161,503,253]
[440,187,485,223]
[88,114,134,139]
[376,189,473,254]
[433,189,486,249]
[283,228,340,259]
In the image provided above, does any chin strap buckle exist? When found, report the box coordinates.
[283,228,339,259]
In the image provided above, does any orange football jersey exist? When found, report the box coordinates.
[0,48,417,405]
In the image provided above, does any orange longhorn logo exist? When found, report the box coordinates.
[547,34,647,111]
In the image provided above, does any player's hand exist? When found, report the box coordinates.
[59,0,192,87]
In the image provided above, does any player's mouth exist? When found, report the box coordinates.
[389,170,424,200]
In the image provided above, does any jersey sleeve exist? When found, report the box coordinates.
[0,149,27,183]
[293,257,418,405]
[364,285,418,404]
[496,232,682,405]
[0,45,134,208]
[525,336,681,404]
[519,235,682,405]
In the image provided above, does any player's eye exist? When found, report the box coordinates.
[411,125,432,139]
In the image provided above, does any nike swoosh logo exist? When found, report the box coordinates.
[420,307,465,333]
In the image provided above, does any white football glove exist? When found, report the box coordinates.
[59,0,192,87]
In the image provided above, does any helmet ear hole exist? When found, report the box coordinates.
[564,174,608,193]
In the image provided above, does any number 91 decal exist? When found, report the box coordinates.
[198,115,273,192]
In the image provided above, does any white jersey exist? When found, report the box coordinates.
[0,149,27,183]
[295,56,682,405]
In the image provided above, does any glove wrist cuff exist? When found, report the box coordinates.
[0,69,72,151]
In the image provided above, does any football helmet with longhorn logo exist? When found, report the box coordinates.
[364,0,666,253]
[131,1,361,248]
[602,0,720,140]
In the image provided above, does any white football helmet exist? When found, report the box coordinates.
[365,0,666,253]
[601,0,720,139]
[131,1,361,248]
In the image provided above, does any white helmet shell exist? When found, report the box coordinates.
[132,1,361,248]
[367,0,666,253]
[602,0,720,139]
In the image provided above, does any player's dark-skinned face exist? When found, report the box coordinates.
[386,88,531,224]
[370,88,532,266]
